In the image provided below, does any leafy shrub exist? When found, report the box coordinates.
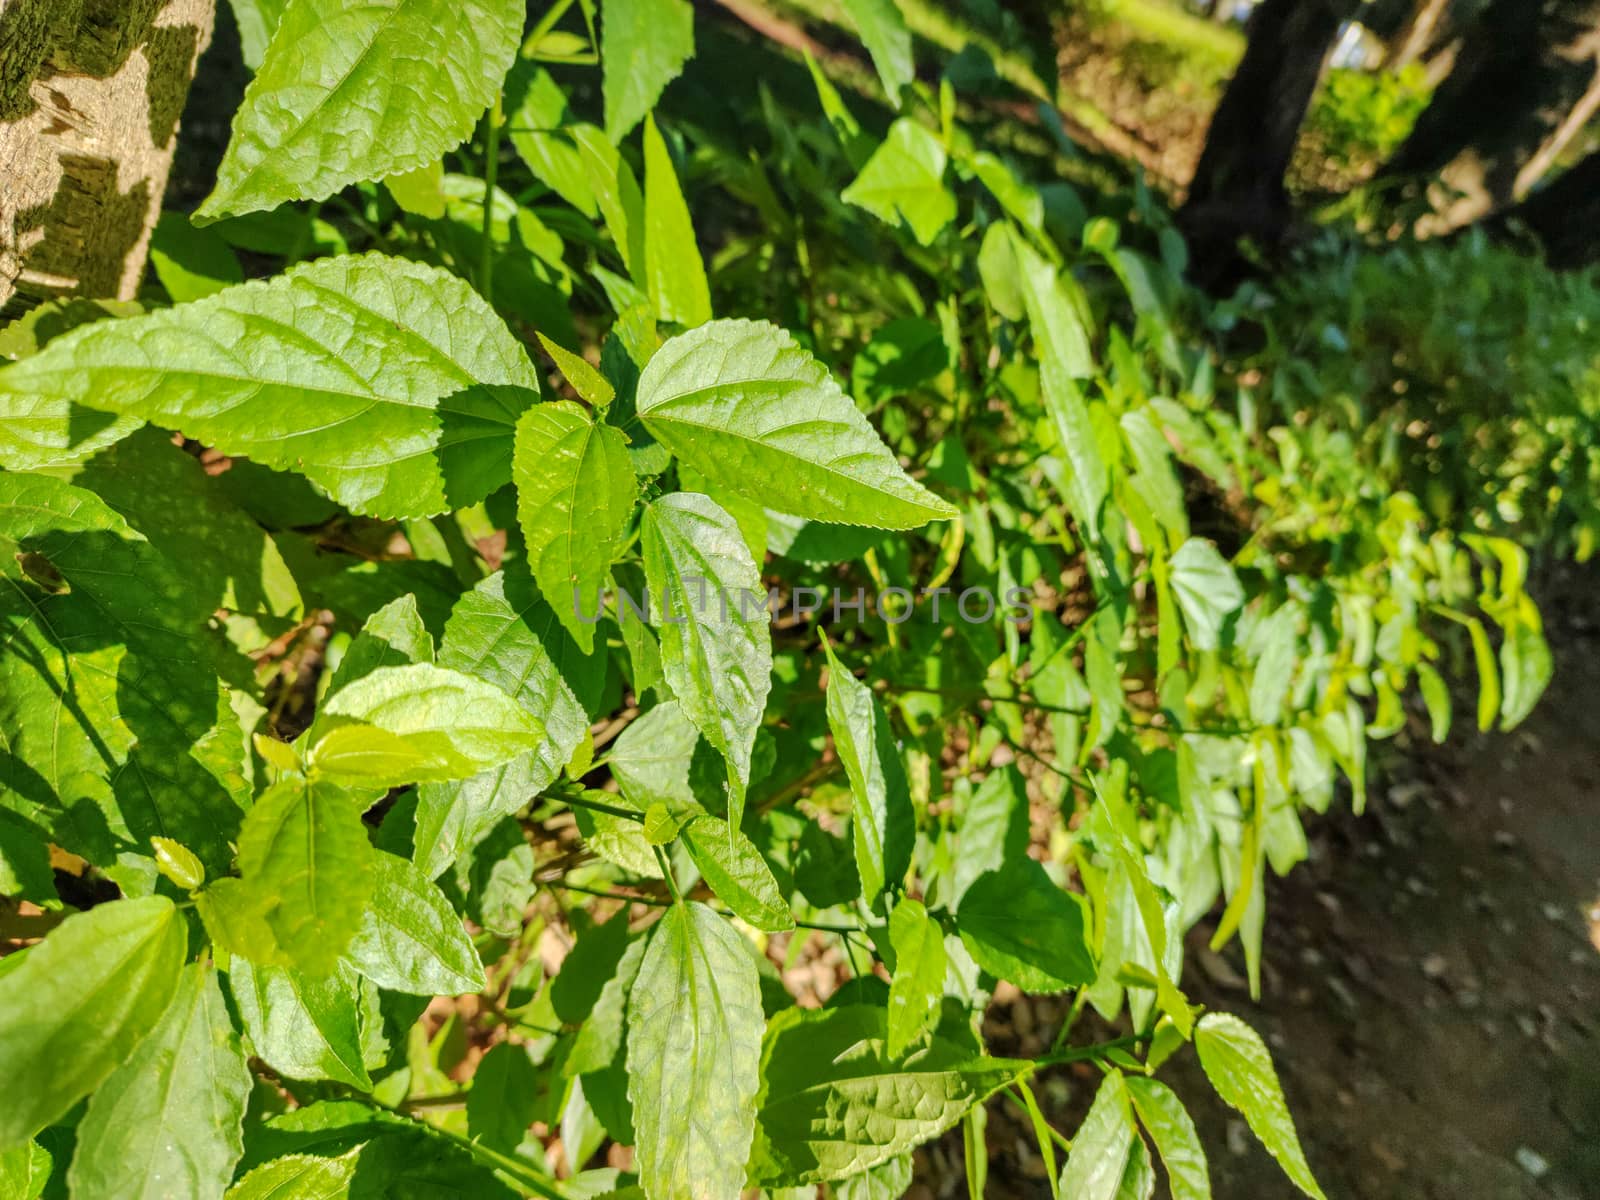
[1239,230,1600,558]
[0,2,1557,1198]
[1301,64,1432,179]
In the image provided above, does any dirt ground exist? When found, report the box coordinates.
[916,565,1600,1198]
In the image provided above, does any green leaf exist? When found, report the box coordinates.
[1012,226,1095,379]
[228,959,377,1090]
[641,494,773,828]
[956,863,1095,993]
[0,255,541,519]
[1086,784,1192,1035]
[835,1154,915,1200]
[233,777,374,974]
[642,802,683,846]
[1115,1134,1157,1200]
[384,161,447,220]
[749,1005,1027,1185]
[311,663,547,787]
[1195,1013,1325,1199]
[350,1129,523,1197]
[467,1042,541,1154]
[346,851,485,995]
[71,428,303,622]
[200,0,523,217]
[538,332,615,407]
[1059,1071,1135,1200]
[1415,661,1452,744]
[0,814,55,908]
[680,816,795,932]
[507,65,599,215]
[66,964,251,1200]
[149,212,244,303]
[1248,603,1300,727]
[1125,1077,1210,1200]
[1462,615,1501,732]
[513,400,636,653]
[608,701,720,815]
[839,0,914,106]
[1499,613,1552,730]
[325,595,434,697]
[225,0,290,70]
[0,1140,51,1200]
[952,764,1030,906]
[972,153,1045,234]
[0,473,247,872]
[643,115,713,327]
[627,903,763,1200]
[583,131,647,278]
[1169,539,1244,651]
[885,897,945,1056]
[226,1151,360,1199]
[841,119,955,245]
[1040,355,1108,535]
[978,223,1027,321]
[569,934,648,1075]
[197,878,291,969]
[551,911,635,1024]
[602,0,694,143]
[637,319,957,528]
[1120,409,1189,542]
[151,836,206,891]
[413,569,599,876]
[823,637,913,907]
[0,297,143,472]
[0,896,187,1147]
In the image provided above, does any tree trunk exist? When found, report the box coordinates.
[1496,151,1600,267]
[1381,0,1600,231]
[1178,0,1360,286]
[0,0,215,317]
[1384,0,1457,67]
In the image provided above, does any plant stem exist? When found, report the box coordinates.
[340,1089,569,1198]
[1050,988,1091,1052]
[1034,1031,1153,1069]
[560,793,641,823]
[1004,1084,1074,1159]
[479,92,504,300]
[545,880,868,934]
[653,845,683,905]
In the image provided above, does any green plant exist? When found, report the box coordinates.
[1301,64,1432,177]
[1241,229,1600,559]
[0,2,1557,1198]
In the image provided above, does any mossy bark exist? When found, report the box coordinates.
[0,0,214,316]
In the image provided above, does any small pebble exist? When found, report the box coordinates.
[1515,1147,1550,1179]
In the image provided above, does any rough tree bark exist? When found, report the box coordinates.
[0,0,215,317]
[1381,0,1600,231]
[1178,0,1360,286]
